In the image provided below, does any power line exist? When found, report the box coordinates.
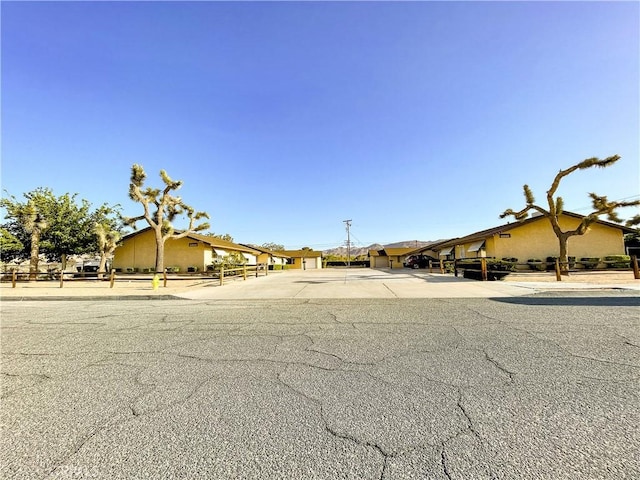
[343,219,352,268]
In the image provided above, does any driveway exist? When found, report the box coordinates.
[178,268,539,300]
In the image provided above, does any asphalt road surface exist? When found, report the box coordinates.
[1,294,639,479]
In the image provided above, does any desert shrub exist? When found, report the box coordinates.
[579,257,600,269]
[603,255,631,268]
[527,259,545,271]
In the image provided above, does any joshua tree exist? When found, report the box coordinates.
[0,196,49,280]
[501,155,640,274]
[94,223,122,278]
[123,164,210,274]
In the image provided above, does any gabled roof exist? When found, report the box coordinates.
[240,244,291,258]
[280,249,323,258]
[432,211,636,250]
[384,247,416,256]
[404,238,457,256]
[369,246,439,257]
[121,227,261,254]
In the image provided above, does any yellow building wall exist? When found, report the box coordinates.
[113,229,210,272]
[488,217,625,261]
[389,256,406,268]
[451,217,625,266]
[113,229,157,271]
[287,256,322,269]
[288,257,302,269]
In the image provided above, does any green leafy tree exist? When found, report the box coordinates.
[38,192,95,270]
[220,251,246,269]
[501,155,640,274]
[123,164,210,273]
[0,227,24,263]
[2,188,122,277]
[262,242,285,251]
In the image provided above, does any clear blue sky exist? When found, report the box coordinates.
[2,1,638,250]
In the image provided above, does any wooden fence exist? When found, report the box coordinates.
[405,256,640,282]
[1,263,274,288]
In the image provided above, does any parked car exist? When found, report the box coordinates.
[404,255,438,269]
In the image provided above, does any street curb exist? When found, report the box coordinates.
[1,295,183,302]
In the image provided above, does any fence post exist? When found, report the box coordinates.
[429,260,433,273]
[454,259,458,277]
[481,258,488,281]
[632,255,639,280]
[59,271,64,288]
[163,269,168,288]
[440,260,444,274]
[243,264,247,280]
[555,258,562,282]
[265,263,268,276]
[220,266,224,286]
[110,269,116,288]
[12,270,17,288]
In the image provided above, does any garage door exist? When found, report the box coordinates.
[303,257,317,269]
[374,256,389,268]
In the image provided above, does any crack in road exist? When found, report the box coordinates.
[440,445,453,480]
[273,369,390,479]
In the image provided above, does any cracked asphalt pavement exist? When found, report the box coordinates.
[1,294,639,479]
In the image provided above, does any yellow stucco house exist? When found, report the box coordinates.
[239,244,290,270]
[113,228,262,273]
[369,247,416,269]
[431,212,634,268]
[280,249,323,269]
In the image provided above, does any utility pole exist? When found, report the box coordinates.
[343,219,352,268]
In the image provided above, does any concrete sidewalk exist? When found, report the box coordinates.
[2,268,638,301]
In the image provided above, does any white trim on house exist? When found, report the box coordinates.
[242,253,256,263]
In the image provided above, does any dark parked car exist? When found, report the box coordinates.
[404,255,438,269]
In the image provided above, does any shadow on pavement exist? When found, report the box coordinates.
[492,296,640,307]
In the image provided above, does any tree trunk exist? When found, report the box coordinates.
[29,229,40,281]
[155,232,165,274]
[558,234,570,276]
[97,253,108,280]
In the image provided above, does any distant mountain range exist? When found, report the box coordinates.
[323,240,439,257]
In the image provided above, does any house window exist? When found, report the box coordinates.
[499,233,511,238]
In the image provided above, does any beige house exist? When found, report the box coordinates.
[113,228,261,273]
[280,249,323,269]
[431,212,634,268]
[240,245,290,270]
[402,239,457,262]
[369,249,388,269]
[369,247,416,269]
